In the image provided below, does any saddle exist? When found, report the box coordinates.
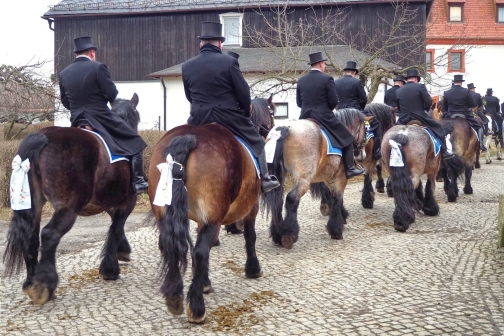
[78,118,95,132]
[406,119,423,126]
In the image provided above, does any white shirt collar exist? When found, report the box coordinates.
[76,55,92,61]
[310,68,322,72]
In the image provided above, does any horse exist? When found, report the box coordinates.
[381,125,465,232]
[148,124,263,324]
[3,94,142,305]
[224,96,275,235]
[438,117,479,200]
[357,103,396,209]
[484,115,503,164]
[262,109,370,249]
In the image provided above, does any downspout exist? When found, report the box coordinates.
[160,77,167,131]
[42,18,54,31]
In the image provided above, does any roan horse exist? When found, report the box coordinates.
[262,109,369,249]
[225,96,275,235]
[148,123,263,324]
[485,115,503,164]
[3,94,142,304]
[438,117,479,200]
[382,125,465,232]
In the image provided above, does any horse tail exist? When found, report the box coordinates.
[261,126,289,223]
[158,135,196,292]
[388,134,421,230]
[3,133,48,277]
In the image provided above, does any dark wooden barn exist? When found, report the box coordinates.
[43,0,432,82]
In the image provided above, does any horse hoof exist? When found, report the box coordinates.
[186,303,207,324]
[203,286,214,294]
[246,270,263,279]
[394,225,407,233]
[281,236,295,249]
[463,188,473,195]
[165,295,184,315]
[486,160,492,164]
[498,157,502,161]
[102,274,120,281]
[376,188,384,193]
[213,239,221,247]
[25,283,51,305]
[117,252,131,262]
[320,204,330,217]
[330,234,343,240]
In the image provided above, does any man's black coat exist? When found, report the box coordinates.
[442,85,480,130]
[59,57,146,156]
[334,75,367,110]
[182,44,264,156]
[396,81,446,140]
[296,70,354,148]
[484,94,503,125]
[470,91,489,123]
[384,85,401,108]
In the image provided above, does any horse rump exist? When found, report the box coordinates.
[388,134,421,232]
[157,135,196,309]
[3,133,48,277]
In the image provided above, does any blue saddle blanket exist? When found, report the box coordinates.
[421,127,441,157]
[235,136,260,177]
[366,131,374,142]
[320,128,342,156]
[82,129,129,163]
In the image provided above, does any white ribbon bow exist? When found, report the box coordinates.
[389,140,404,167]
[10,155,32,210]
[265,129,282,164]
[153,154,176,206]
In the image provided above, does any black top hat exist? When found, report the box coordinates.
[308,52,328,65]
[393,75,405,83]
[467,83,475,90]
[453,74,465,82]
[404,69,421,81]
[228,51,239,59]
[198,22,225,42]
[343,61,359,74]
[486,88,493,94]
[73,36,97,53]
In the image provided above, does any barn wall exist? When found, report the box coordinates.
[53,3,427,81]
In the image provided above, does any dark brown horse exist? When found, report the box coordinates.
[149,124,262,324]
[3,94,141,304]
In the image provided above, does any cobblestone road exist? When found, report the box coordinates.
[1,160,504,336]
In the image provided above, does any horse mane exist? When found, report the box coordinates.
[364,103,394,133]
[111,98,141,131]
[334,108,364,127]
[251,97,274,127]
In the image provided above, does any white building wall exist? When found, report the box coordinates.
[426,44,504,98]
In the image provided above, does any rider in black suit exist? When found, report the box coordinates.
[334,61,383,160]
[443,75,485,150]
[58,36,148,193]
[396,69,454,160]
[484,88,503,144]
[296,52,364,179]
[384,75,405,116]
[467,83,490,135]
[182,22,279,193]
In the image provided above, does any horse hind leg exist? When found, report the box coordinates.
[422,176,440,216]
[386,176,394,197]
[26,207,79,304]
[243,202,262,279]
[278,179,309,249]
[361,173,375,209]
[463,164,473,195]
[414,180,424,202]
[375,164,385,193]
[186,224,217,324]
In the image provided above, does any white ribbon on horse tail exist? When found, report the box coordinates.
[389,140,405,167]
[153,154,176,206]
[10,155,31,210]
[265,129,282,164]
[445,134,453,154]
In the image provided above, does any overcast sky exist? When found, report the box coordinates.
[0,0,56,75]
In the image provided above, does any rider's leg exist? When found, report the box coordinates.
[343,143,364,179]
[257,148,280,193]
[477,128,487,151]
[131,152,148,194]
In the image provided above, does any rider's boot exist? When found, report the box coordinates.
[440,137,455,160]
[131,152,149,194]
[258,149,280,193]
[373,137,382,159]
[343,144,365,179]
[477,128,487,151]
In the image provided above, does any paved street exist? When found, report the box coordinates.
[1,160,504,336]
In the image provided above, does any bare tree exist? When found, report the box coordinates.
[0,62,63,140]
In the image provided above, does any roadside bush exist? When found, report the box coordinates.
[0,140,22,207]
[0,121,54,140]
[139,130,165,177]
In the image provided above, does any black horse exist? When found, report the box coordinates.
[3,94,141,304]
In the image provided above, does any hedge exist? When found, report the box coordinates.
[0,122,54,141]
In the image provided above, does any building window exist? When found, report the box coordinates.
[274,102,288,118]
[449,5,463,22]
[498,6,504,23]
[220,13,243,46]
[426,49,435,72]
[448,49,465,72]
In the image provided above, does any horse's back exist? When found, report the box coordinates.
[150,124,260,224]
